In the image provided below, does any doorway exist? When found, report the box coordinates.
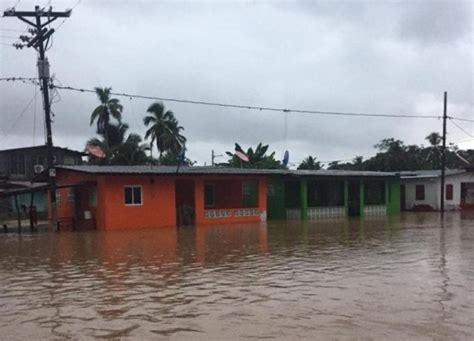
[400,184,406,211]
[348,181,361,216]
[175,180,195,226]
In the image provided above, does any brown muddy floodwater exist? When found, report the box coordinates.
[0,212,473,340]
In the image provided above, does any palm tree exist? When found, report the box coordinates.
[144,102,186,163]
[86,123,150,165]
[163,117,187,155]
[425,132,442,169]
[112,133,150,165]
[90,87,123,148]
[297,156,322,170]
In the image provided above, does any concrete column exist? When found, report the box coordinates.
[194,178,205,226]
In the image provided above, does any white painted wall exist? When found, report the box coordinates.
[402,172,474,210]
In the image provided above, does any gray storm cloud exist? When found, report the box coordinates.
[0,0,472,166]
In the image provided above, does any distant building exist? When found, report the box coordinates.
[0,145,85,221]
[0,145,84,181]
[400,169,474,211]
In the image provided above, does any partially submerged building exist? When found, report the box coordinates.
[400,169,474,211]
[0,146,85,221]
[53,165,400,230]
[267,170,400,221]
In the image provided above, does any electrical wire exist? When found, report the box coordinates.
[449,118,474,138]
[450,116,474,123]
[52,84,444,120]
[1,88,38,138]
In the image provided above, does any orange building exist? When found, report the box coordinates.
[54,165,268,230]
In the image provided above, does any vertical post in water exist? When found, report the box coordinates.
[440,91,447,214]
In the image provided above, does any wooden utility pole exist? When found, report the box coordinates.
[440,91,447,214]
[3,6,71,230]
[211,150,222,166]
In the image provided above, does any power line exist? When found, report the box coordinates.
[1,88,38,138]
[449,118,474,138]
[52,84,444,120]
[450,116,474,123]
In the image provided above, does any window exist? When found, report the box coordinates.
[364,181,386,205]
[415,185,425,201]
[446,184,453,201]
[308,181,345,207]
[124,186,142,205]
[204,184,215,208]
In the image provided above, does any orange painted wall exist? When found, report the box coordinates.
[55,170,268,230]
[99,175,176,230]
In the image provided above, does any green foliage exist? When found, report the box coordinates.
[87,123,150,165]
[297,156,322,170]
[143,101,187,164]
[327,132,471,172]
[89,87,123,148]
[223,143,284,169]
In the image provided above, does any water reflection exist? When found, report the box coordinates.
[0,212,473,339]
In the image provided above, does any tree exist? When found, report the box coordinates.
[224,143,283,169]
[89,87,123,148]
[424,132,442,169]
[297,156,322,170]
[86,123,150,165]
[143,102,186,163]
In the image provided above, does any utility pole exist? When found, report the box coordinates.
[440,91,447,214]
[3,6,72,230]
[211,150,223,166]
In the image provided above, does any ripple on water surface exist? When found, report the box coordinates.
[0,212,473,340]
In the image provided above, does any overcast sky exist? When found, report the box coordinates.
[0,0,472,167]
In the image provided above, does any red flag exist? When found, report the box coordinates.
[86,145,106,158]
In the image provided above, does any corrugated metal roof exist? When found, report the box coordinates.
[0,145,85,155]
[399,169,466,179]
[57,165,398,177]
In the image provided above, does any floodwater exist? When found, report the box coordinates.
[0,213,473,340]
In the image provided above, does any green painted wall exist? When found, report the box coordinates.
[359,181,365,217]
[266,177,286,220]
[387,179,401,215]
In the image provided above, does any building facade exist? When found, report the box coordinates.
[54,166,267,230]
[0,146,85,220]
[53,166,400,230]
[400,169,474,211]
[266,171,400,221]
